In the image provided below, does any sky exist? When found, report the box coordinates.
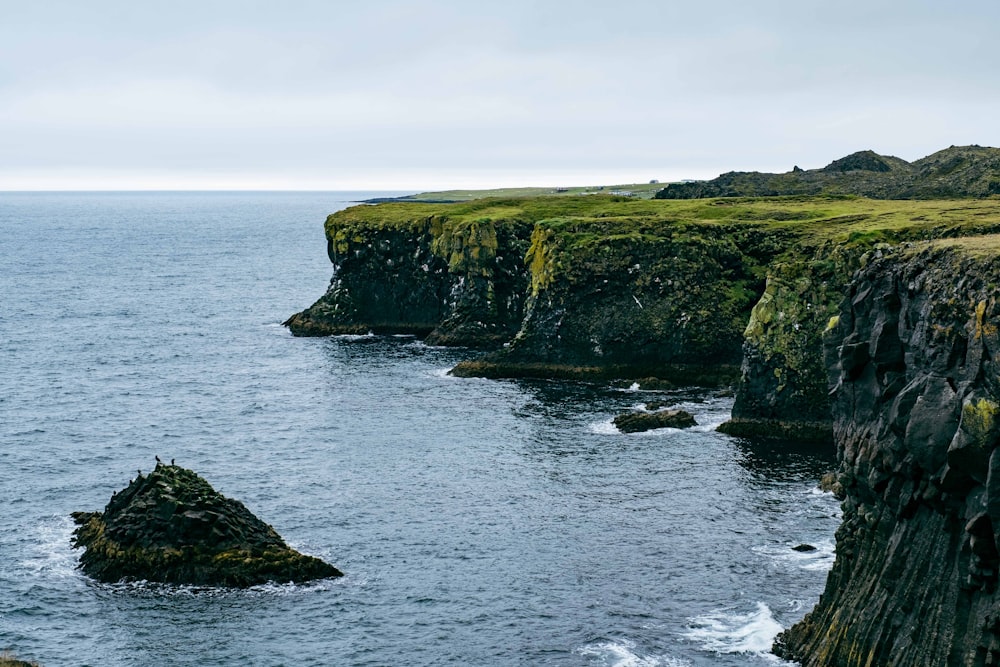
[1,0,998,191]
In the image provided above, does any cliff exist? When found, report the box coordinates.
[290,196,1000,436]
[285,167,1000,663]
[284,201,534,347]
[774,239,1000,665]
[655,146,1000,200]
[72,463,342,586]
[288,195,836,383]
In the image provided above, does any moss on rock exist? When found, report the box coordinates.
[72,463,342,587]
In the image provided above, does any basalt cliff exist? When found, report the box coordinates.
[289,192,1000,441]
[288,154,1000,662]
[775,239,1000,665]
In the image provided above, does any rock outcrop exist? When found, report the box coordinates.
[655,145,1000,200]
[72,463,342,586]
[774,240,1000,665]
[285,202,533,347]
[449,218,780,385]
[613,408,696,433]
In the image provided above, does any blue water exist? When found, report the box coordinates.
[0,192,840,666]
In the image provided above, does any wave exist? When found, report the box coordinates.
[577,639,689,667]
[96,575,344,598]
[683,602,791,660]
[330,332,377,342]
[17,515,82,581]
[753,539,836,572]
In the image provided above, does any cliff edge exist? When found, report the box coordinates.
[775,239,1000,665]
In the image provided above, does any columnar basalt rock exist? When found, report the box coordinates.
[72,464,342,587]
[775,240,1000,666]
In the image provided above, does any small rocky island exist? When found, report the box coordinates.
[72,463,342,586]
[613,408,696,433]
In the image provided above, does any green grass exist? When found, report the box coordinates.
[327,194,1000,261]
[390,181,670,202]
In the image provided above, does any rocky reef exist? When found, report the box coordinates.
[72,463,342,586]
[613,408,696,433]
[775,239,1000,665]
[656,145,1000,200]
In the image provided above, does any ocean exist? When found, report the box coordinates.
[0,192,840,666]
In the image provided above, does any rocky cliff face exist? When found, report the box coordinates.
[719,245,860,443]
[451,220,783,384]
[775,240,1000,665]
[288,196,1000,435]
[285,210,532,347]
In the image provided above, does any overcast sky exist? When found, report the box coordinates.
[1,0,997,190]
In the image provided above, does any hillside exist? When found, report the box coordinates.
[655,145,1000,200]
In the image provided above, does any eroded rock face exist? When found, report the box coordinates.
[72,464,342,587]
[775,243,1000,666]
[285,213,532,348]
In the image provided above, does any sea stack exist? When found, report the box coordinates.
[72,463,342,586]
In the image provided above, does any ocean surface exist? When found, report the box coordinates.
[0,192,841,666]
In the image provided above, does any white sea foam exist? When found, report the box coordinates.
[331,332,376,342]
[689,410,730,432]
[683,602,785,656]
[589,419,622,435]
[754,540,836,572]
[19,515,81,581]
[577,639,689,667]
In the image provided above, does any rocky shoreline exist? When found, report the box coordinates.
[288,193,1000,444]
[287,171,1000,663]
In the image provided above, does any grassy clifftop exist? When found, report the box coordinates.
[326,194,1000,254]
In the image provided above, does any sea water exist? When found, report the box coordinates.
[0,192,840,666]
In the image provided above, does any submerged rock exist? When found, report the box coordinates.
[791,544,817,553]
[613,409,696,434]
[72,463,342,587]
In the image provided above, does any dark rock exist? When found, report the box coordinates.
[72,463,342,587]
[0,653,40,667]
[819,471,844,498]
[792,544,818,552]
[774,244,1000,666]
[613,409,696,434]
[716,417,833,445]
